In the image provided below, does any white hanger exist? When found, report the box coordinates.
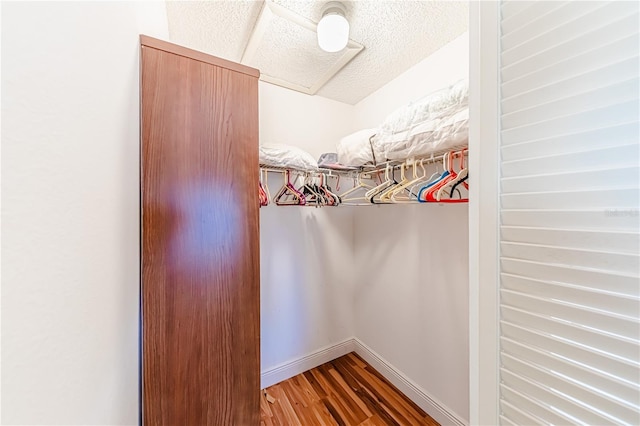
[340,172,374,204]
[365,163,396,203]
[409,154,444,201]
[379,161,411,203]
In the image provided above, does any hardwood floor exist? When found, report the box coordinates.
[260,352,439,426]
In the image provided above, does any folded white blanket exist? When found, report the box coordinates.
[372,80,469,161]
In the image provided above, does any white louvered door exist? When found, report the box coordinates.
[498,1,640,425]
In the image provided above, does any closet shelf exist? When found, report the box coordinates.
[259,143,468,176]
[259,145,469,207]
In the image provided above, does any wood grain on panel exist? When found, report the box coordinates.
[261,353,440,426]
[141,42,260,425]
[140,35,260,78]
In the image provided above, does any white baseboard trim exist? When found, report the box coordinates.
[352,338,468,426]
[260,338,355,389]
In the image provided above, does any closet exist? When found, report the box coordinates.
[140,1,639,425]
[3,1,638,425]
[140,36,260,424]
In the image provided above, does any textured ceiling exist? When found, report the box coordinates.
[166,1,468,104]
[251,12,336,89]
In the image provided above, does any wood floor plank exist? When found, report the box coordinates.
[359,414,391,426]
[270,385,302,426]
[338,360,414,424]
[283,380,325,426]
[305,369,329,398]
[312,400,340,426]
[356,366,426,425]
[350,359,430,426]
[297,373,322,403]
[364,363,428,416]
[348,359,428,425]
[424,414,441,426]
[318,364,368,424]
[329,366,373,417]
[267,393,288,426]
[348,352,368,369]
[282,379,310,409]
[323,397,348,426]
[356,386,401,425]
[331,357,364,392]
[260,391,273,418]
[365,369,423,424]
[261,352,440,425]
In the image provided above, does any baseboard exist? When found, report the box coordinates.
[260,338,356,389]
[352,338,468,426]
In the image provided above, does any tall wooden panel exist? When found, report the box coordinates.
[140,36,260,425]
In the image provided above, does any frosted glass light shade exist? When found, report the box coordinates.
[317,11,349,53]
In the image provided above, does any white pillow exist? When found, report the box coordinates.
[259,144,318,171]
[336,128,377,167]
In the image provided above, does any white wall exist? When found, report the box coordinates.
[352,32,471,423]
[1,2,168,424]
[258,82,357,380]
[259,81,354,158]
[354,33,470,129]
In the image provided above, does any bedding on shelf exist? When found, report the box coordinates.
[259,144,318,171]
[334,80,469,167]
[336,128,378,167]
[371,79,468,162]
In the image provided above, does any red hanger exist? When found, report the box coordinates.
[439,148,468,203]
[259,181,268,207]
[424,151,459,202]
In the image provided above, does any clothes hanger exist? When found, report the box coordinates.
[418,152,451,202]
[387,159,428,203]
[423,151,461,202]
[407,158,439,201]
[263,169,272,203]
[366,163,397,203]
[259,181,268,207]
[300,173,324,207]
[323,173,342,206]
[317,173,335,206]
[448,175,468,200]
[436,148,468,201]
[378,161,412,203]
[340,172,374,204]
[274,170,306,206]
[449,170,469,198]
[388,160,418,202]
[438,149,469,203]
[259,169,270,207]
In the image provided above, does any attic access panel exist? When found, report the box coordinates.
[241,1,364,95]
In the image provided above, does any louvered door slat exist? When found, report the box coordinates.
[501,11,639,83]
[502,57,639,115]
[501,123,639,162]
[498,2,640,424]
[500,2,611,51]
[501,167,640,194]
[501,35,639,98]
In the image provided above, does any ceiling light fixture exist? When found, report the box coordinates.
[317,2,350,53]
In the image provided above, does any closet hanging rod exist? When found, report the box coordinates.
[259,145,468,176]
[259,165,355,177]
[367,145,469,172]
